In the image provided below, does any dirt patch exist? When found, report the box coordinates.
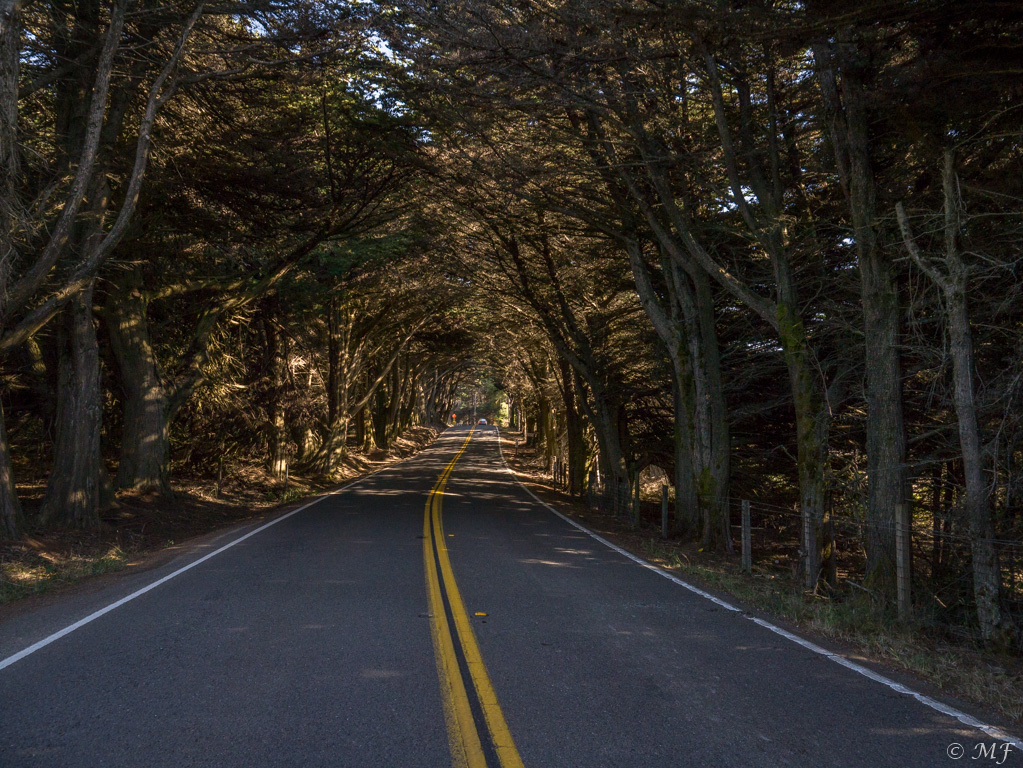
[0,426,440,609]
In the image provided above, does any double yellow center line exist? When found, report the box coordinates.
[423,428,525,768]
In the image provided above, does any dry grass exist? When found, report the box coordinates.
[1,541,131,603]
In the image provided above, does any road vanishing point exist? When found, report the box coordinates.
[1,426,1019,767]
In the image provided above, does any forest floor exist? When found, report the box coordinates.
[0,426,439,609]
[501,432,1023,731]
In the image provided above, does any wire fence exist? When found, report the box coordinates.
[728,497,1023,644]
[576,466,1023,646]
[524,440,1022,646]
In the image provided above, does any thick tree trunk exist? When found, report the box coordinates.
[384,358,403,445]
[355,405,373,452]
[40,284,105,527]
[564,369,587,496]
[290,423,318,464]
[581,385,630,516]
[396,364,417,434]
[0,396,22,538]
[106,279,171,493]
[817,40,907,596]
[691,269,731,550]
[261,306,288,479]
[0,0,21,302]
[947,296,1004,644]
[424,371,442,426]
[948,282,1004,639]
[624,239,730,539]
[625,241,701,535]
[314,300,344,471]
[554,359,586,495]
[940,156,1007,641]
[898,152,1010,641]
[670,369,700,535]
[371,381,389,450]
[779,304,830,588]
[859,260,906,595]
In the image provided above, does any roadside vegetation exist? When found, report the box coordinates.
[1,426,437,605]
[505,435,1023,729]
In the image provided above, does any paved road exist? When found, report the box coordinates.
[0,426,1018,767]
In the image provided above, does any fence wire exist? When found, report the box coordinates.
[576,467,1022,645]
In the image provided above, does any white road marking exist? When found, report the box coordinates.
[0,452,424,672]
[493,427,1023,750]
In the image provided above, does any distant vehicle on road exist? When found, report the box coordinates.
[478,418,488,425]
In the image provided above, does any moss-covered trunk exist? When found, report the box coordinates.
[778,302,829,588]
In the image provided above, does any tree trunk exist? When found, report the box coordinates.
[670,369,700,536]
[779,303,830,588]
[942,182,1007,644]
[581,384,630,516]
[562,367,586,496]
[291,424,318,464]
[0,395,22,538]
[40,283,105,527]
[313,298,345,472]
[261,305,288,479]
[0,0,21,305]
[691,269,731,550]
[355,405,370,451]
[106,278,171,493]
[552,359,586,496]
[624,240,701,535]
[817,38,907,596]
[384,357,403,445]
[897,151,1010,641]
[371,378,389,450]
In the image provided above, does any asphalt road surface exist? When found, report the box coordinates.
[1,426,1019,767]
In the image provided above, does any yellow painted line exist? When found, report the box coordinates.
[425,428,526,768]
[425,429,484,768]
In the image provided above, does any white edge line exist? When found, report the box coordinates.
[0,452,415,673]
[494,426,1023,750]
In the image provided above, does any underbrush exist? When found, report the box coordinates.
[1,543,130,603]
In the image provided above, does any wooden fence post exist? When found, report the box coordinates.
[741,500,752,574]
[896,503,911,621]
